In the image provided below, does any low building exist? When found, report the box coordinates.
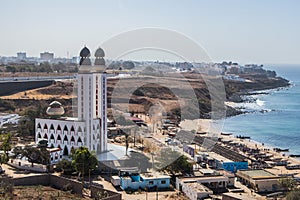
[119,172,171,191]
[176,170,234,192]
[182,182,213,200]
[0,113,20,127]
[222,192,257,200]
[236,169,282,193]
[199,152,248,173]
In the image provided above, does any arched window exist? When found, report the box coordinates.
[71,126,75,132]
[37,123,42,129]
[57,135,61,141]
[37,133,42,138]
[63,146,68,156]
[77,137,82,143]
[64,135,68,142]
[71,136,75,142]
[50,144,54,148]
[57,125,62,131]
[50,134,55,140]
[57,144,61,149]
[63,125,68,134]
[50,124,54,130]
[44,124,48,130]
[43,134,48,139]
[78,126,82,133]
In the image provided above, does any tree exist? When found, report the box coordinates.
[0,133,12,157]
[115,115,135,126]
[122,61,135,70]
[11,144,50,166]
[287,188,300,200]
[56,159,75,175]
[279,177,297,191]
[125,133,129,156]
[18,104,46,136]
[157,148,193,175]
[72,146,98,176]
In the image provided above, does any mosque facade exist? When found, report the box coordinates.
[35,47,107,156]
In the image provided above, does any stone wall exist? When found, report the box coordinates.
[13,175,49,186]
[12,174,121,200]
[49,175,83,194]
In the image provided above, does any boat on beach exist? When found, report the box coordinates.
[273,147,289,152]
[236,135,251,139]
[221,132,232,136]
[289,154,300,158]
[168,132,176,137]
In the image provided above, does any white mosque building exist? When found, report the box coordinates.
[35,47,107,156]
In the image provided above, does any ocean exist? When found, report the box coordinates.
[222,65,300,155]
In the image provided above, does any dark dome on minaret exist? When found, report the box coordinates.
[79,46,91,66]
[95,47,105,65]
[80,46,91,58]
[95,48,105,58]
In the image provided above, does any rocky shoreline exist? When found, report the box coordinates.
[224,75,290,117]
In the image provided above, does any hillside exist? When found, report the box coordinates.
[0,72,290,120]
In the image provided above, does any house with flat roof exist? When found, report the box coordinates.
[222,192,257,200]
[176,169,235,193]
[198,152,248,173]
[236,169,282,193]
[182,182,213,200]
[119,172,171,191]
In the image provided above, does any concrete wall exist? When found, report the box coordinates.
[13,175,50,186]
[12,175,83,194]
[254,178,281,193]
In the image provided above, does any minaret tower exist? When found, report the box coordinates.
[77,46,107,153]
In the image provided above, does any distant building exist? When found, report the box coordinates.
[17,52,26,60]
[40,52,54,61]
[236,169,282,192]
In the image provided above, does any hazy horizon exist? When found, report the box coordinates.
[0,0,299,65]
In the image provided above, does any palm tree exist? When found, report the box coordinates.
[125,133,129,156]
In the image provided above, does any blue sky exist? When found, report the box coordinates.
[0,0,299,64]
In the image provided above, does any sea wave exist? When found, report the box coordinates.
[256,99,265,107]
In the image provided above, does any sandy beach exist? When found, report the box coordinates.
[180,118,300,178]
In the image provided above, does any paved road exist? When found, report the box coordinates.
[0,75,75,82]
[0,164,43,178]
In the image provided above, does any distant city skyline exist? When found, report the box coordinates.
[0,0,299,65]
